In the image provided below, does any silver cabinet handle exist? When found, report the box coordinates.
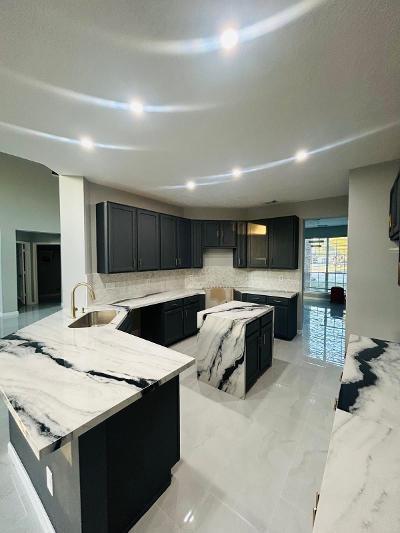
[138,259,142,268]
[175,258,178,266]
[263,333,266,344]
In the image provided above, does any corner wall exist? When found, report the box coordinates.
[347,160,400,342]
[0,152,60,315]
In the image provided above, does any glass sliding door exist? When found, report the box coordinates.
[304,236,348,295]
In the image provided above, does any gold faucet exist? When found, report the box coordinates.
[71,282,96,318]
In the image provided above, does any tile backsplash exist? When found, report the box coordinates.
[88,249,302,305]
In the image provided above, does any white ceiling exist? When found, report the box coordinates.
[0,0,399,207]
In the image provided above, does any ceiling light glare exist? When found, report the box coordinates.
[220,28,239,51]
[80,137,94,150]
[232,167,242,179]
[186,180,196,190]
[129,99,145,115]
[295,149,309,162]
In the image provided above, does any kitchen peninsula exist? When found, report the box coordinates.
[196,301,274,398]
[0,306,194,533]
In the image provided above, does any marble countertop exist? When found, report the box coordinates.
[197,300,273,329]
[0,306,194,459]
[313,335,400,532]
[234,287,298,299]
[111,289,205,310]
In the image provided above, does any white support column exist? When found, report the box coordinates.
[59,176,88,313]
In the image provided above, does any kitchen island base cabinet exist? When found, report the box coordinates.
[9,376,180,533]
[245,315,273,393]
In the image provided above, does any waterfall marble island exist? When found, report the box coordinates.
[196,301,274,398]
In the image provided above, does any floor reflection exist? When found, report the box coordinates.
[0,303,61,338]
[303,298,346,366]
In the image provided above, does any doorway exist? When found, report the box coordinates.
[35,244,61,304]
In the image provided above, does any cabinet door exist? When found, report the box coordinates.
[160,214,177,269]
[183,303,199,337]
[177,218,192,268]
[203,221,220,247]
[163,308,184,345]
[247,222,268,268]
[389,174,400,241]
[191,220,203,268]
[259,322,273,372]
[233,221,247,267]
[269,216,299,269]
[271,304,288,339]
[245,329,260,392]
[220,221,237,247]
[137,209,160,271]
[107,203,137,273]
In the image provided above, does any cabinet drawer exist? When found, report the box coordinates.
[261,312,273,327]
[162,299,183,311]
[246,319,260,337]
[184,294,200,305]
[245,293,267,304]
[267,296,290,306]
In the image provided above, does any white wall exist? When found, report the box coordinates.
[347,160,400,342]
[59,176,89,311]
[0,152,60,315]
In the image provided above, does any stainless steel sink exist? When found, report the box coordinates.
[68,310,118,328]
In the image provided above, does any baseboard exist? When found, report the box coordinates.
[7,443,55,533]
[0,310,19,318]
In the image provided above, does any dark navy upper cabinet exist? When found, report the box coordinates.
[220,221,237,247]
[203,221,237,248]
[96,202,137,274]
[389,171,400,242]
[233,221,247,268]
[268,216,299,270]
[247,222,268,268]
[203,221,221,247]
[137,209,160,271]
[160,214,178,269]
[191,220,203,268]
[177,218,192,268]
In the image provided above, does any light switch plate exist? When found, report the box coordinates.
[46,466,53,496]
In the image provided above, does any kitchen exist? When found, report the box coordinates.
[0,2,400,532]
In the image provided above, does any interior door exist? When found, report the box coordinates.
[137,209,160,271]
[160,214,177,269]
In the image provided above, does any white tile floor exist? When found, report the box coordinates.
[0,300,345,533]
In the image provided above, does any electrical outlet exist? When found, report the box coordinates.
[46,466,53,496]
[279,275,284,281]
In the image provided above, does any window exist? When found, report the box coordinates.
[304,236,348,294]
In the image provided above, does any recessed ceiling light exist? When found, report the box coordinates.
[295,149,309,162]
[129,99,145,116]
[80,137,94,150]
[232,167,242,179]
[186,180,196,190]
[220,28,239,50]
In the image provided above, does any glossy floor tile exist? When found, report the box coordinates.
[0,303,61,339]
[0,300,346,532]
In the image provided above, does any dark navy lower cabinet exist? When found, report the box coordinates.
[267,295,298,340]
[245,313,273,393]
[141,295,205,346]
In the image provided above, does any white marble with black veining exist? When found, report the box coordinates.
[314,334,400,532]
[111,289,205,310]
[196,301,273,399]
[0,306,194,459]
[234,287,299,299]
